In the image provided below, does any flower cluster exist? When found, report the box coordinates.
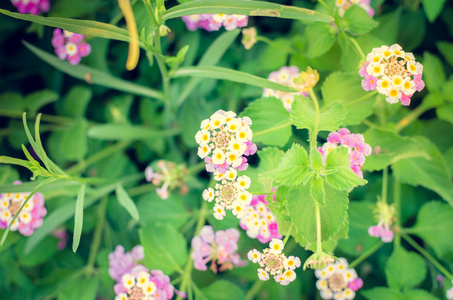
[248,239,301,285]
[202,169,252,220]
[196,110,256,174]
[192,226,245,273]
[368,201,395,243]
[0,182,47,236]
[447,282,453,300]
[182,14,248,32]
[359,44,425,106]
[145,160,189,200]
[335,0,374,17]
[109,245,181,300]
[315,258,363,299]
[239,194,282,243]
[242,27,257,50]
[318,128,372,178]
[51,29,91,65]
[11,0,50,15]
[263,66,309,112]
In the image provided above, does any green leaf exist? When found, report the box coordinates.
[321,72,376,125]
[437,41,453,67]
[423,52,446,92]
[361,287,401,300]
[385,247,427,290]
[324,147,367,190]
[343,4,379,35]
[15,235,58,267]
[402,289,440,300]
[0,92,24,116]
[290,96,347,133]
[260,38,292,70]
[339,33,383,72]
[162,0,333,23]
[58,276,99,300]
[88,124,179,141]
[422,0,447,22]
[137,193,189,229]
[139,223,187,275]
[441,79,453,102]
[173,66,297,93]
[0,8,133,44]
[115,184,140,221]
[310,177,325,206]
[25,90,59,115]
[72,184,86,253]
[409,201,453,257]
[197,280,245,300]
[363,128,430,171]
[241,97,292,146]
[58,85,92,118]
[267,144,310,187]
[62,119,88,161]
[397,10,425,51]
[392,136,453,206]
[286,183,348,245]
[437,103,453,125]
[305,22,336,58]
[310,148,324,172]
[24,42,163,101]
[257,147,285,192]
[371,9,401,45]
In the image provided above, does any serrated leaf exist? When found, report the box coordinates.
[423,52,446,92]
[310,148,323,172]
[363,128,430,171]
[286,183,348,245]
[310,177,325,206]
[343,4,379,35]
[324,147,367,190]
[392,136,453,206]
[361,287,401,300]
[321,72,376,125]
[305,22,336,58]
[402,289,440,300]
[409,201,453,257]
[115,184,140,221]
[290,96,347,133]
[385,247,427,290]
[241,97,292,146]
[267,144,310,187]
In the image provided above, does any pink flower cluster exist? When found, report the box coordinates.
[52,29,91,65]
[368,201,395,243]
[368,223,394,243]
[239,194,282,243]
[182,14,248,32]
[11,0,50,15]
[318,128,372,178]
[191,226,245,273]
[109,245,182,300]
[263,66,309,112]
[52,228,68,250]
[336,0,374,17]
[145,160,189,200]
[0,181,47,236]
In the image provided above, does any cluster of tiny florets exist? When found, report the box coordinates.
[335,0,374,17]
[315,258,363,300]
[196,110,256,174]
[263,66,309,112]
[202,168,252,220]
[145,160,188,200]
[52,29,91,65]
[192,226,245,273]
[0,182,47,236]
[368,201,396,243]
[248,239,301,285]
[182,14,248,31]
[318,128,372,178]
[11,0,50,15]
[447,281,453,300]
[360,44,425,106]
[239,194,282,243]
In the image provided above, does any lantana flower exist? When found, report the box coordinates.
[368,200,396,243]
[315,258,363,299]
[0,181,47,236]
[191,226,245,273]
[263,66,309,112]
[239,194,282,243]
[145,160,189,200]
[196,110,256,174]
[248,238,301,285]
[52,29,91,65]
[335,0,374,17]
[203,168,252,220]
[242,27,257,50]
[359,44,425,106]
[11,0,50,15]
[182,13,248,32]
[318,128,372,178]
[447,282,453,300]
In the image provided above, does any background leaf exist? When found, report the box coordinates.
[267,144,309,187]
[343,4,379,35]
[385,247,427,290]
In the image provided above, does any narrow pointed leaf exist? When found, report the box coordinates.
[72,184,86,252]
[115,184,140,221]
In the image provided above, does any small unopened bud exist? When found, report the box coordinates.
[293,67,319,92]
[159,25,171,37]
[303,251,336,270]
[241,27,257,50]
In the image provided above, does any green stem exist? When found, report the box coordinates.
[127,183,155,197]
[186,162,206,175]
[401,231,453,280]
[315,202,322,253]
[362,119,379,129]
[349,241,384,269]
[256,36,294,53]
[348,36,366,60]
[381,167,388,204]
[393,178,401,248]
[142,0,158,28]
[308,88,320,151]
[283,223,294,246]
[344,90,378,107]
[86,196,108,276]
[395,105,428,132]
[317,0,330,13]
[245,280,265,300]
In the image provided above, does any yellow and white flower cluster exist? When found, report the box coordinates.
[116,271,157,300]
[202,170,252,220]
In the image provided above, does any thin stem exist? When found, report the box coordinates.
[142,0,158,27]
[315,202,322,253]
[401,231,453,280]
[349,241,384,269]
[395,105,428,132]
[317,0,330,13]
[393,178,401,248]
[186,162,206,175]
[308,88,320,151]
[283,223,294,246]
[362,119,379,129]
[86,196,108,276]
[381,167,388,204]
[127,183,155,197]
[348,36,366,60]
[256,36,294,53]
[245,280,265,300]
